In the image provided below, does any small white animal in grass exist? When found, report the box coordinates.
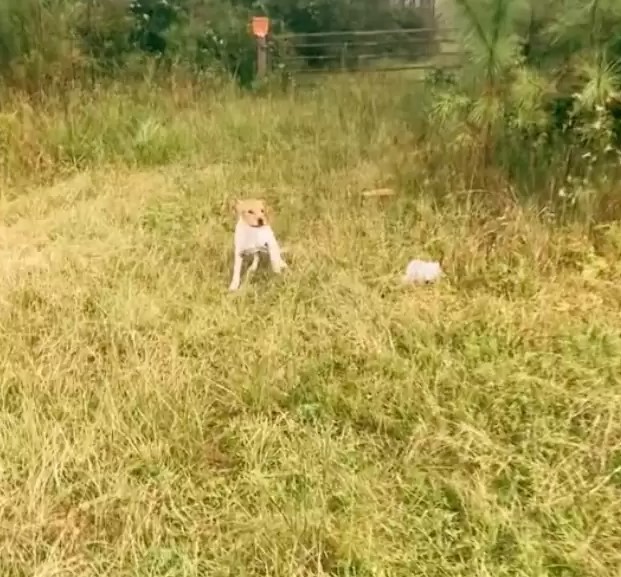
[228,198,287,291]
[403,259,442,284]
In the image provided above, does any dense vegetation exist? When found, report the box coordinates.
[1,1,621,576]
[1,0,620,214]
[0,0,429,87]
[425,0,621,218]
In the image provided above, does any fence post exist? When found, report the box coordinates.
[257,36,267,78]
[340,42,348,71]
[251,16,270,79]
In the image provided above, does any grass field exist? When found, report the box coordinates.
[1,76,621,577]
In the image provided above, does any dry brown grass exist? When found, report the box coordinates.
[0,77,620,576]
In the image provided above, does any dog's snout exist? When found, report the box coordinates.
[257,218,264,226]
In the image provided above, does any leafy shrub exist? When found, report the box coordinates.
[0,0,432,87]
[416,0,621,219]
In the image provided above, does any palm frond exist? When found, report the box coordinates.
[452,0,491,53]
[452,0,529,88]
[575,54,621,109]
[509,67,554,130]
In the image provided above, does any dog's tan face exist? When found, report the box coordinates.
[235,198,268,228]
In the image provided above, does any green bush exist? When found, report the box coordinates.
[421,0,621,202]
[0,0,432,87]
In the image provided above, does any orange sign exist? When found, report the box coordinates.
[251,16,269,38]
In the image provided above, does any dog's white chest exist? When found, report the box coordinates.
[236,223,273,256]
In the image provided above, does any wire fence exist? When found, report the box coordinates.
[266,27,462,76]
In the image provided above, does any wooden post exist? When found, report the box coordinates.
[257,35,267,79]
[252,16,270,79]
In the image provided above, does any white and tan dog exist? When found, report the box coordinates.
[228,198,287,291]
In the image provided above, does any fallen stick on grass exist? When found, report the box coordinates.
[361,188,395,198]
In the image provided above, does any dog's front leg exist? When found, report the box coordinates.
[268,243,287,273]
[229,252,243,291]
[264,234,284,273]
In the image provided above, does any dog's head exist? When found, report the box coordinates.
[234,198,268,228]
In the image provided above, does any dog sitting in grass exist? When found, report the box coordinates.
[228,198,287,291]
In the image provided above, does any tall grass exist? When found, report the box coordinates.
[1,71,621,576]
[0,1,620,575]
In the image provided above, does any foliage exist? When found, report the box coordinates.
[0,0,619,204]
[0,0,430,87]
[424,0,621,199]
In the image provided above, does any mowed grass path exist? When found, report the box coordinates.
[1,79,621,576]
